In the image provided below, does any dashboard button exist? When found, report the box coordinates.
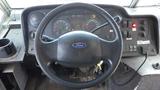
[127,31,132,38]
[122,31,128,38]
[140,20,145,25]
[122,20,128,28]
[139,32,146,38]
[129,45,133,52]
[30,31,36,39]
[133,45,137,51]
[140,26,145,31]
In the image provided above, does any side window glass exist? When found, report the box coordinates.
[0,9,4,23]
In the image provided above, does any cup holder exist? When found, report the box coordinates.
[0,38,17,58]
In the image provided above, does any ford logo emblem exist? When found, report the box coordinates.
[72,42,87,49]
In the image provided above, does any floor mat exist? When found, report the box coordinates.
[26,63,141,90]
[107,63,141,90]
[136,75,160,90]
[35,77,106,90]
[26,74,107,90]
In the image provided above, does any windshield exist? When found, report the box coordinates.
[137,0,160,6]
[6,0,132,8]
[6,0,160,8]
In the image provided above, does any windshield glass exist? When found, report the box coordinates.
[137,0,160,6]
[6,0,160,8]
[6,0,132,8]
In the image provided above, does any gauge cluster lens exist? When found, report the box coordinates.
[29,9,117,41]
[53,20,71,37]
[94,26,116,41]
[86,19,100,30]
[29,12,44,28]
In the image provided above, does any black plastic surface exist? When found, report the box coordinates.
[21,4,158,57]
[121,17,158,56]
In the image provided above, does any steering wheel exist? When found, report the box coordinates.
[35,3,123,88]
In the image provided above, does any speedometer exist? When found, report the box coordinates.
[53,20,71,38]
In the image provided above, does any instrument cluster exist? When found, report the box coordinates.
[28,8,120,41]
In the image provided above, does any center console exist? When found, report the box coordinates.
[121,17,158,56]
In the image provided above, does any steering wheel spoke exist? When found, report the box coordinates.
[37,38,59,62]
[100,38,121,60]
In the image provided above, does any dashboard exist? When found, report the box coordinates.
[0,4,160,90]
[22,5,159,57]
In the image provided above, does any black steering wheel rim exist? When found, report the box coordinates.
[35,3,123,88]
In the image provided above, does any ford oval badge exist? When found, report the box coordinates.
[72,42,87,49]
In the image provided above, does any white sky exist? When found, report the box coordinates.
[5,0,160,8]
[0,10,4,23]
[6,0,131,8]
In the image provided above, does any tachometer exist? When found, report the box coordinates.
[86,19,100,31]
[53,20,71,38]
